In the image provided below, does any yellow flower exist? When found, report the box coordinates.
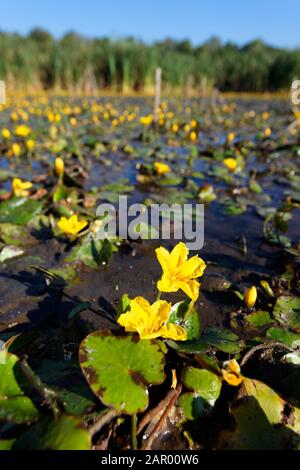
[140,115,153,126]
[156,242,206,301]
[262,111,270,120]
[189,131,197,142]
[222,359,243,386]
[244,286,257,309]
[264,127,272,138]
[12,143,21,157]
[57,214,88,238]
[12,178,32,197]
[117,296,187,341]
[227,132,235,144]
[154,162,171,175]
[15,124,31,138]
[54,157,64,177]
[223,157,237,172]
[2,128,11,139]
[172,123,179,133]
[26,139,35,152]
[11,111,19,122]
[70,117,77,127]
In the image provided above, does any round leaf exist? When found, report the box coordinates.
[0,198,43,225]
[79,332,166,414]
[14,415,91,450]
[273,296,300,333]
[0,351,39,423]
[181,367,222,402]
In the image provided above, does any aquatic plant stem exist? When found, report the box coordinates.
[20,356,60,417]
[89,409,120,438]
[142,383,182,450]
[156,291,162,301]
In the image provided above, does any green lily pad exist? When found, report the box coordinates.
[35,360,96,416]
[249,180,263,194]
[14,415,91,450]
[169,301,201,340]
[0,223,32,246]
[157,175,183,186]
[0,439,16,450]
[216,378,300,449]
[179,392,207,421]
[0,197,43,225]
[67,237,103,268]
[266,327,300,348]
[273,296,300,333]
[246,310,273,328]
[0,351,39,423]
[201,327,242,353]
[181,367,222,403]
[79,332,166,414]
[167,339,209,354]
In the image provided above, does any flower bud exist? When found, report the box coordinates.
[244,286,257,309]
[54,157,64,177]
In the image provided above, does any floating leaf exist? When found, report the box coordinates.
[181,367,222,403]
[67,237,103,268]
[179,392,207,421]
[0,223,32,246]
[0,351,39,424]
[14,415,91,450]
[79,332,166,414]
[201,327,242,353]
[169,301,201,340]
[0,197,43,225]
[0,439,15,450]
[216,378,300,449]
[246,310,273,328]
[266,327,300,348]
[273,296,300,333]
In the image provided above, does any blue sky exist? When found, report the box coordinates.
[2,0,300,48]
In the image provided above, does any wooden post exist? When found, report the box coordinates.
[154,67,162,122]
[0,81,6,105]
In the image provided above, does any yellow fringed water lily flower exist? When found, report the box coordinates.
[154,161,171,175]
[264,127,272,138]
[140,115,153,126]
[156,242,206,301]
[54,157,64,177]
[15,124,31,138]
[244,286,257,309]
[223,157,237,172]
[12,178,32,197]
[57,214,88,238]
[222,359,243,386]
[26,139,35,152]
[12,143,21,157]
[2,128,11,139]
[226,132,235,144]
[117,296,187,341]
[189,131,197,142]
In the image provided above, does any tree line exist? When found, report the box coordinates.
[1,28,300,93]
